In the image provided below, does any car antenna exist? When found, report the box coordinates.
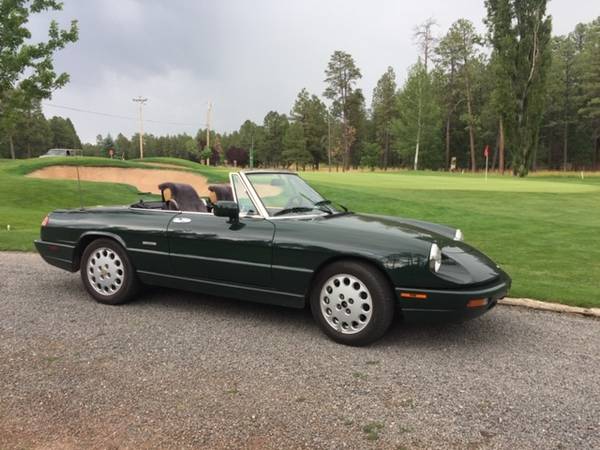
[75,161,84,211]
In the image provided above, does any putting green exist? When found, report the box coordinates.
[303,171,600,193]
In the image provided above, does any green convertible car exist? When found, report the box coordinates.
[36,170,510,345]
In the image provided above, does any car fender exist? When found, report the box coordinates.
[75,231,129,269]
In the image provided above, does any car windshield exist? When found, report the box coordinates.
[245,172,342,217]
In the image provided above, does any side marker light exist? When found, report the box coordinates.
[467,298,488,308]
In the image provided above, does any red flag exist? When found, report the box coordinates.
[484,145,489,158]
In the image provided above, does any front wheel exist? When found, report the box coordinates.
[80,238,139,305]
[310,260,395,346]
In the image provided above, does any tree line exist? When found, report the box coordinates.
[217,8,598,176]
[0,100,82,157]
[2,1,599,176]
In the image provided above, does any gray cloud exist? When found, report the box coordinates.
[28,0,600,142]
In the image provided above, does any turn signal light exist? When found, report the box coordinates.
[467,298,488,308]
[41,215,50,227]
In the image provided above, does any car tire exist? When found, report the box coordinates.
[80,238,139,305]
[310,260,395,346]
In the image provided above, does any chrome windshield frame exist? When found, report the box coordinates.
[230,172,267,219]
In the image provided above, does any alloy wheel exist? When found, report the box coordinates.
[86,247,125,296]
[319,273,373,334]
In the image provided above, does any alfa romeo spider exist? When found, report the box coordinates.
[35,170,510,345]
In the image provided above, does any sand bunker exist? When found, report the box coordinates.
[27,165,209,195]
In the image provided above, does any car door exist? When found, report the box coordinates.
[167,176,275,287]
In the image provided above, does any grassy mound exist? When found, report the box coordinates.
[0,157,228,251]
[6,156,229,183]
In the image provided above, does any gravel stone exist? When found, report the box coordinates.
[1,251,599,449]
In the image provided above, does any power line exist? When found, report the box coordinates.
[42,102,198,126]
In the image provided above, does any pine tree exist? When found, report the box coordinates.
[324,51,362,170]
[578,18,600,168]
[371,67,398,169]
[282,122,311,170]
[437,19,483,171]
[485,0,552,176]
[13,100,51,157]
[259,111,288,166]
[290,89,328,168]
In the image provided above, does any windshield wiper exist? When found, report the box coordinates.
[273,206,315,217]
[314,199,348,213]
[312,199,334,215]
[294,194,331,214]
[273,198,347,217]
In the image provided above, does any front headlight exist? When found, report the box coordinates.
[429,243,442,272]
[454,229,464,241]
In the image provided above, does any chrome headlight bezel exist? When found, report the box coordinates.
[454,229,464,241]
[429,243,442,273]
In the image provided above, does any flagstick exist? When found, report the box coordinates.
[485,154,488,182]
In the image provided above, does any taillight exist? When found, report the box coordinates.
[41,215,50,227]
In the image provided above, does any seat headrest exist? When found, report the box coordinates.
[158,182,207,212]
[208,184,234,201]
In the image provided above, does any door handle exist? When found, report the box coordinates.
[172,217,192,224]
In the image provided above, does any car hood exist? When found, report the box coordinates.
[314,212,458,247]
[313,213,503,286]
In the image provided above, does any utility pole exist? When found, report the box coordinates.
[132,96,148,159]
[250,134,254,169]
[206,101,212,147]
[205,101,212,165]
[327,114,332,172]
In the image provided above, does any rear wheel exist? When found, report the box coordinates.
[310,260,395,346]
[80,238,139,305]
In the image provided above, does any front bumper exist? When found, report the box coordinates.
[395,277,511,323]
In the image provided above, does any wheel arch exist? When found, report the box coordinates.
[74,232,128,270]
[304,254,396,307]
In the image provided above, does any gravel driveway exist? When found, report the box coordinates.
[1,252,599,449]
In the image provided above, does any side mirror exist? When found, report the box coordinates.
[213,200,239,223]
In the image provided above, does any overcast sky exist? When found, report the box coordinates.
[30,0,598,143]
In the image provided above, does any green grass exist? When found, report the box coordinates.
[352,371,368,380]
[0,158,598,307]
[0,157,225,251]
[362,421,384,441]
[302,170,600,308]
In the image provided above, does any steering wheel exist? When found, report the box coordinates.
[283,195,304,209]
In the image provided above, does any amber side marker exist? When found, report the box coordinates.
[467,298,488,308]
[400,292,428,300]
